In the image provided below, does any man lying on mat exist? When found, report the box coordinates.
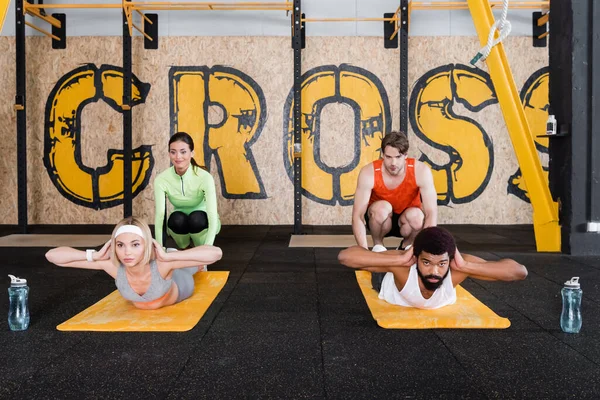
[45,216,222,310]
[338,227,527,309]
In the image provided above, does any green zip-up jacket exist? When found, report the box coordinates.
[154,165,219,246]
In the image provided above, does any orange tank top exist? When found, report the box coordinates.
[368,158,422,214]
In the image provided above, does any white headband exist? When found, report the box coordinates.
[114,225,144,238]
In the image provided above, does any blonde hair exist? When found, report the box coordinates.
[110,216,154,267]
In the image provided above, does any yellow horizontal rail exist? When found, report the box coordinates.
[302,17,397,23]
[132,1,289,5]
[25,4,122,9]
[303,1,547,25]
[23,1,292,11]
[23,0,292,35]
[133,6,290,10]
[411,1,548,10]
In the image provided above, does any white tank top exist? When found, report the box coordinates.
[378,264,457,309]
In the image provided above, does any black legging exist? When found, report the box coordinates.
[167,211,209,234]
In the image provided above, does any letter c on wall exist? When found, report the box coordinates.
[44,64,154,209]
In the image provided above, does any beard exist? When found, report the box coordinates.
[417,267,450,291]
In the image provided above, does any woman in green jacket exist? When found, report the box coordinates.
[154,132,221,249]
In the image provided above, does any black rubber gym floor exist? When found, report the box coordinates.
[1,224,599,399]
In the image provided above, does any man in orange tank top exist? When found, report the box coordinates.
[352,131,438,250]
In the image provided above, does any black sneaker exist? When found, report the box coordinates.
[396,238,405,250]
[371,272,385,292]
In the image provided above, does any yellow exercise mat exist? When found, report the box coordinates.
[289,235,401,248]
[0,234,110,247]
[355,271,510,329]
[57,271,229,332]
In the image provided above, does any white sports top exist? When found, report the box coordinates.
[378,264,457,309]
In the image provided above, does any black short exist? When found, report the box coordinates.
[363,211,402,238]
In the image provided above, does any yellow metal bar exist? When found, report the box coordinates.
[467,0,560,252]
[410,1,548,10]
[132,21,152,40]
[388,2,404,42]
[24,4,62,28]
[132,1,289,4]
[389,22,400,41]
[131,1,292,10]
[25,21,60,40]
[302,0,546,24]
[134,6,289,10]
[132,1,290,5]
[0,0,10,34]
[537,12,549,26]
[302,17,397,22]
[25,4,122,9]
[23,1,292,11]
[135,9,152,24]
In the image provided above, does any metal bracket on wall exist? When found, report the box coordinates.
[14,95,25,112]
[533,11,548,47]
[293,143,302,158]
[383,10,399,48]
[143,13,159,49]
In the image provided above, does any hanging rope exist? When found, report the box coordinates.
[470,0,512,66]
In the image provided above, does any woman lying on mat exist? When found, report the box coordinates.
[45,217,222,310]
[338,226,527,309]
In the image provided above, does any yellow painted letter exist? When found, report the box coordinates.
[43,64,153,209]
[170,66,267,199]
[284,65,391,205]
[410,64,496,205]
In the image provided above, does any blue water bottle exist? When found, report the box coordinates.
[560,277,582,333]
[8,274,30,331]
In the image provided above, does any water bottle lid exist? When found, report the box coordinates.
[564,277,580,288]
[8,274,27,286]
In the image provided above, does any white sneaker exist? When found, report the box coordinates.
[372,244,387,253]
